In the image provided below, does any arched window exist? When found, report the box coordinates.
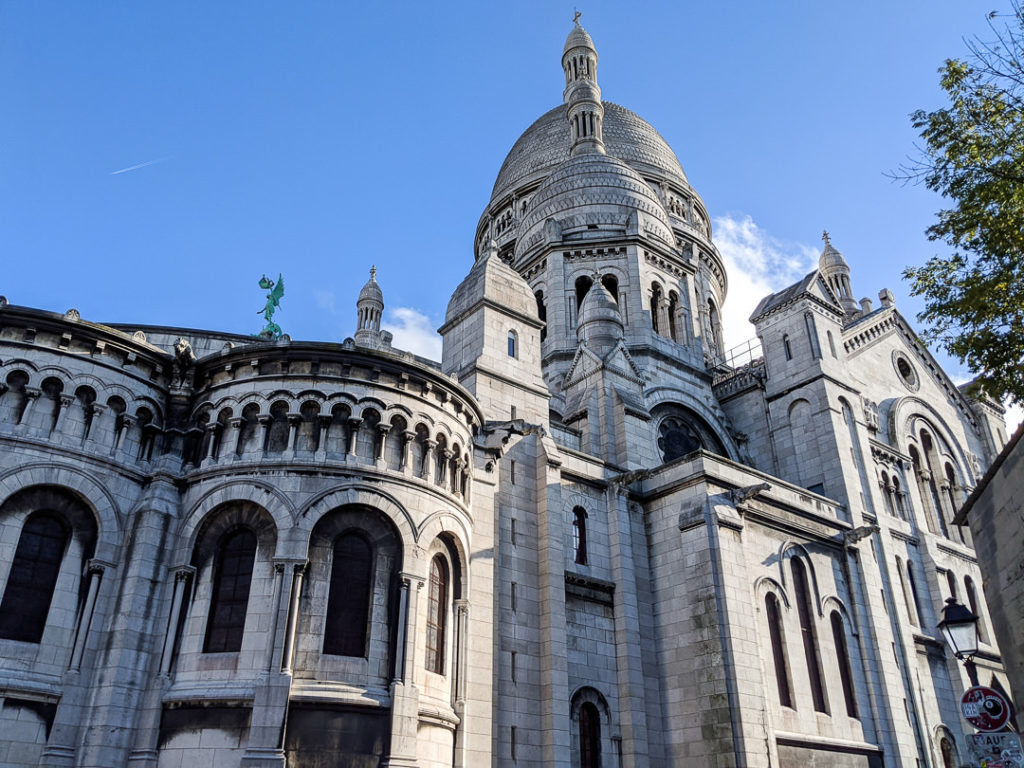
[940,737,955,768]
[765,593,792,707]
[651,284,663,334]
[426,555,449,674]
[601,274,618,302]
[508,330,518,358]
[827,330,837,358]
[791,558,827,712]
[964,576,987,643]
[783,334,792,361]
[896,555,917,626]
[204,528,257,653]
[667,291,679,341]
[892,474,908,519]
[578,702,601,768]
[804,312,822,359]
[324,533,372,656]
[906,560,925,628]
[880,471,895,516]
[575,275,594,313]
[831,610,859,717]
[708,298,722,353]
[572,507,588,565]
[0,512,69,643]
[535,290,547,342]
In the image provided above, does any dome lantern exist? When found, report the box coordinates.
[562,13,605,156]
[818,231,859,314]
[354,266,385,348]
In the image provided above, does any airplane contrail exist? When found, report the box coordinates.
[110,157,168,175]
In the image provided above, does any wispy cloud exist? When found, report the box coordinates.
[313,289,336,314]
[712,214,819,350]
[110,156,169,175]
[383,307,442,361]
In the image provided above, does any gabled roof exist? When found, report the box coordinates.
[749,270,843,324]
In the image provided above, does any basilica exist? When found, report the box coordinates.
[0,19,1013,768]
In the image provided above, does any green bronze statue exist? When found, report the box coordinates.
[257,273,285,339]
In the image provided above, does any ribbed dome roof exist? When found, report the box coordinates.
[514,152,672,258]
[578,279,622,329]
[490,102,688,206]
[819,240,849,272]
[564,23,595,53]
[358,268,383,305]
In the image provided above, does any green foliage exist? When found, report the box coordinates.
[901,6,1024,404]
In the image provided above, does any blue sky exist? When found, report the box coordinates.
[0,2,1014,420]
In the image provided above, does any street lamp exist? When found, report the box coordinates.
[938,596,980,686]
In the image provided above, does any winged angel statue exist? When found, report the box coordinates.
[257,274,285,339]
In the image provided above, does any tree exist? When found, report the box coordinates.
[900,5,1024,404]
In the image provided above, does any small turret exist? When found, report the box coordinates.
[562,13,605,156]
[354,266,385,348]
[577,274,623,353]
[818,231,859,315]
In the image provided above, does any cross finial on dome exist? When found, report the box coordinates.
[370,265,377,281]
[573,8,582,24]
[822,230,831,246]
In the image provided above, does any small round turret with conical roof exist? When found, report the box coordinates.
[354,266,385,348]
[818,231,859,314]
[577,273,623,352]
[562,12,605,156]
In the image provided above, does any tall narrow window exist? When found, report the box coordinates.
[0,512,69,643]
[508,330,518,358]
[896,556,917,625]
[907,560,925,628]
[827,330,837,358]
[708,298,722,353]
[893,475,908,519]
[575,275,593,312]
[804,312,821,359]
[535,291,547,342]
[831,611,859,717]
[601,274,618,303]
[945,570,958,600]
[791,558,828,712]
[572,507,588,565]
[324,533,372,656]
[204,528,257,653]
[667,292,679,341]
[650,284,663,334]
[940,737,955,768]
[964,576,987,643]
[579,702,601,768]
[426,555,448,674]
[783,334,792,361]
[765,593,793,707]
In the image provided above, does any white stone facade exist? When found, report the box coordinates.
[0,20,1014,768]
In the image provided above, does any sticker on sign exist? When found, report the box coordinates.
[962,686,1011,732]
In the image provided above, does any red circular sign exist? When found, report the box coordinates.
[961,686,1010,732]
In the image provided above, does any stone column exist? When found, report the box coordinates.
[280,562,307,674]
[384,573,424,768]
[257,415,272,459]
[316,416,331,460]
[228,416,244,457]
[202,423,218,465]
[346,418,362,459]
[83,403,104,445]
[400,430,415,473]
[376,423,391,466]
[438,449,452,487]
[452,599,470,768]
[157,567,195,676]
[422,439,437,481]
[52,394,75,437]
[69,561,107,671]
[17,387,41,427]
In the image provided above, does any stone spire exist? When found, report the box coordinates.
[354,266,385,347]
[562,14,605,156]
[818,231,859,314]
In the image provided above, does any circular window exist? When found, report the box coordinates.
[658,417,702,462]
[893,352,919,391]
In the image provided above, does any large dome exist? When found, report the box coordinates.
[490,102,689,206]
